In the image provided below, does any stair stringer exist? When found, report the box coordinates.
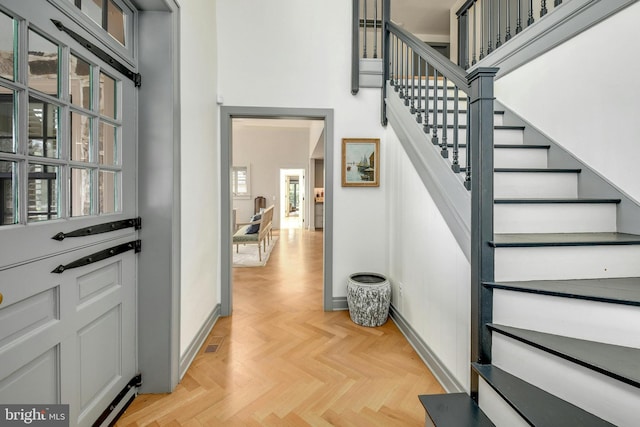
[385,82,471,261]
[496,99,640,235]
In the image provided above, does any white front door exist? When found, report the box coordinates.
[0,1,138,425]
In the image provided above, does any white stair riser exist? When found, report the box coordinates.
[495,245,640,281]
[456,148,548,170]
[492,335,640,427]
[428,112,504,126]
[493,289,640,348]
[494,172,578,199]
[478,378,530,427]
[494,203,617,233]
[404,98,468,110]
[434,128,524,145]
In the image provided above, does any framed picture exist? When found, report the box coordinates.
[342,138,380,187]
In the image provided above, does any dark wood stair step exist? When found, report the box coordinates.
[448,144,550,149]
[472,363,615,426]
[487,324,640,389]
[495,198,621,204]
[490,232,640,248]
[484,278,640,307]
[418,393,495,426]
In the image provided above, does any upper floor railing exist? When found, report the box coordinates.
[457,0,567,69]
[351,0,386,95]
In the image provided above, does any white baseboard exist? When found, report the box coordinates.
[179,303,221,379]
[389,304,465,393]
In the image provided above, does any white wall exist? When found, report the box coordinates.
[385,126,472,391]
[217,0,388,297]
[180,0,220,356]
[495,3,640,203]
[232,124,311,229]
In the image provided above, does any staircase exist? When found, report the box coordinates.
[408,84,640,426]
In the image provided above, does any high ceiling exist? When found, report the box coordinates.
[391,0,459,37]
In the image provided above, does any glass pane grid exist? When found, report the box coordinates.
[0,12,16,82]
[28,163,59,222]
[70,167,92,217]
[28,30,60,99]
[0,159,18,225]
[70,54,92,110]
[28,96,60,158]
[0,86,15,153]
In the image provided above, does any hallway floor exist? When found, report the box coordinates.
[116,229,444,426]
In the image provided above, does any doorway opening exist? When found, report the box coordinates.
[280,169,305,230]
[221,107,334,315]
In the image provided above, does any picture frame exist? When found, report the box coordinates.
[341,138,380,187]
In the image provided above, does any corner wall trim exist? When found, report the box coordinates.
[179,303,221,379]
[333,296,348,311]
[389,304,465,393]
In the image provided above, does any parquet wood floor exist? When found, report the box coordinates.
[116,229,445,426]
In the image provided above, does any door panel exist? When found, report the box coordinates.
[0,2,138,426]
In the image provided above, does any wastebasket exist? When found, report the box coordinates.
[346,272,391,327]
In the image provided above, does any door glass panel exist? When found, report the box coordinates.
[0,12,15,81]
[107,1,126,46]
[70,167,92,216]
[28,97,59,158]
[70,112,91,162]
[99,122,117,165]
[28,30,59,97]
[0,86,14,153]
[0,160,17,225]
[28,164,59,222]
[99,170,117,214]
[99,72,116,119]
[82,0,103,27]
[70,54,91,110]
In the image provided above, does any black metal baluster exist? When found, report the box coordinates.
[440,77,449,158]
[416,56,423,123]
[432,70,439,146]
[374,0,378,58]
[496,0,502,48]
[540,0,548,17]
[363,0,368,58]
[423,61,430,133]
[399,41,404,98]
[472,2,477,65]
[480,0,485,59]
[527,0,534,26]
[394,36,400,90]
[404,46,410,106]
[516,0,523,33]
[410,49,415,112]
[389,34,395,88]
[505,0,512,41]
[464,95,472,190]
[554,0,563,6]
[487,0,493,54]
[452,87,461,173]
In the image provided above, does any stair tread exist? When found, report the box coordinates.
[487,324,640,388]
[484,277,640,306]
[472,363,615,427]
[428,125,524,130]
[491,232,640,247]
[418,393,495,427]
[495,198,621,204]
[494,168,580,173]
[424,109,505,114]
[447,144,549,149]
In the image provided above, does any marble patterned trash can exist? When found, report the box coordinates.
[347,273,391,327]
